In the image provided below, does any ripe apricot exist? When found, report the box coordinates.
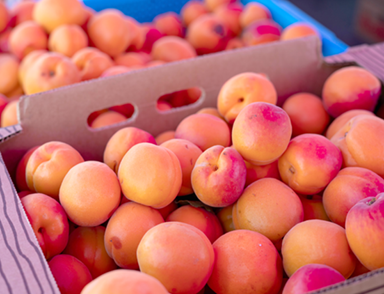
[100,66,135,78]
[166,205,223,243]
[186,14,230,55]
[104,127,156,174]
[23,52,81,95]
[72,47,114,81]
[18,49,47,86]
[9,1,35,27]
[0,53,19,96]
[26,141,84,200]
[278,134,342,195]
[160,139,202,196]
[242,19,282,46]
[105,202,164,269]
[15,146,39,192]
[299,194,330,221]
[244,159,280,187]
[232,102,292,165]
[322,66,381,118]
[87,9,131,57]
[151,36,196,62]
[281,220,356,278]
[213,3,243,37]
[204,0,237,12]
[64,226,117,278]
[59,161,121,227]
[181,1,208,27]
[175,113,231,151]
[90,110,126,128]
[81,269,169,294]
[325,109,374,139]
[216,204,235,232]
[155,130,175,144]
[330,114,384,178]
[233,178,303,242]
[240,2,271,28]
[281,22,320,41]
[0,99,18,127]
[48,24,88,57]
[118,143,182,209]
[114,52,150,67]
[208,229,283,294]
[0,3,9,33]
[153,12,184,37]
[9,21,48,60]
[33,0,86,34]
[137,222,214,294]
[282,92,330,137]
[217,72,277,124]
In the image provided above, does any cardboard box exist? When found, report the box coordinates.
[0,36,383,293]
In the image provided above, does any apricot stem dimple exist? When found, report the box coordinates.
[368,198,376,205]
[213,166,218,171]
[49,70,55,77]
[238,97,244,103]
[289,166,295,174]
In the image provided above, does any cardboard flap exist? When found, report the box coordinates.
[0,153,59,294]
[1,36,343,175]
[325,42,384,82]
[0,125,22,143]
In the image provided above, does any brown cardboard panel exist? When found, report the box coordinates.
[0,36,343,177]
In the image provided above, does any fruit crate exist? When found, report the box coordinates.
[0,36,384,294]
[82,0,349,56]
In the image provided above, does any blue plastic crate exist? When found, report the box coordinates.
[82,0,348,57]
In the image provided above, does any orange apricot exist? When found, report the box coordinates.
[155,130,175,144]
[0,99,18,127]
[9,1,35,27]
[153,12,184,37]
[0,53,19,96]
[181,1,209,27]
[240,2,272,28]
[114,52,150,67]
[18,49,47,86]
[213,3,243,37]
[151,36,196,62]
[217,204,235,232]
[48,24,88,57]
[204,0,237,12]
[281,22,320,41]
[244,159,280,187]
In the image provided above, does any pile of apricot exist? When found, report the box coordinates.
[14,65,384,294]
[0,0,320,128]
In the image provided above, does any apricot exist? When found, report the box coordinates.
[105,202,163,269]
[151,36,196,62]
[282,264,345,294]
[0,53,19,97]
[240,2,272,28]
[23,52,81,95]
[81,269,169,294]
[155,130,175,144]
[186,14,230,55]
[216,203,235,232]
[59,161,121,227]
[72,47,114,81]
[48,24,88,57]
[15,146,39,192]
[157,100,172,111]
[33,0,86,34]
[192,145,246,207]
[25,141,84,200]
[278,134,342,195]
[208,229,283,294]
[282,92,330,137]
[322,66,381,118]
[100,66,134,78]
[160,139,202,196]
[156,201,178,219]
[281,22,320,41]
[9,1,35,27]
[225,37,244,50]
[0,98,18,127]
[49,254,92,294]
[245,159,280,187]
[125,16,144,51]
[242,19,282,46]
[0,29,11,53]
[146,59,166,68]
[90,110,126,128]
[118,143,182,209]
[325,109,374,139]
[139,24,164,53]
[137,222,214,294]
[64,226,117,278]
[234,178,303,242]
[232,102,292,165]
[299,194,330,221]
[346,194,384,270]
[21,193,69,260]
[213,3,243,37]
[196,107,225,120]
[217,72,277,124]
[281,220,356,278]
[87,9,131,57]
[323,167,384,227]
[175,113,231,151]
[166,205,223,243]
[18,49,47,86]
[104,127,156,174]
[181,1,208,27]
[349,194,383,267]
[330,114,384,177]
[114,52,150,68]
[0,3,9,34]
[204,0,237,12]
[154,12,184,37]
